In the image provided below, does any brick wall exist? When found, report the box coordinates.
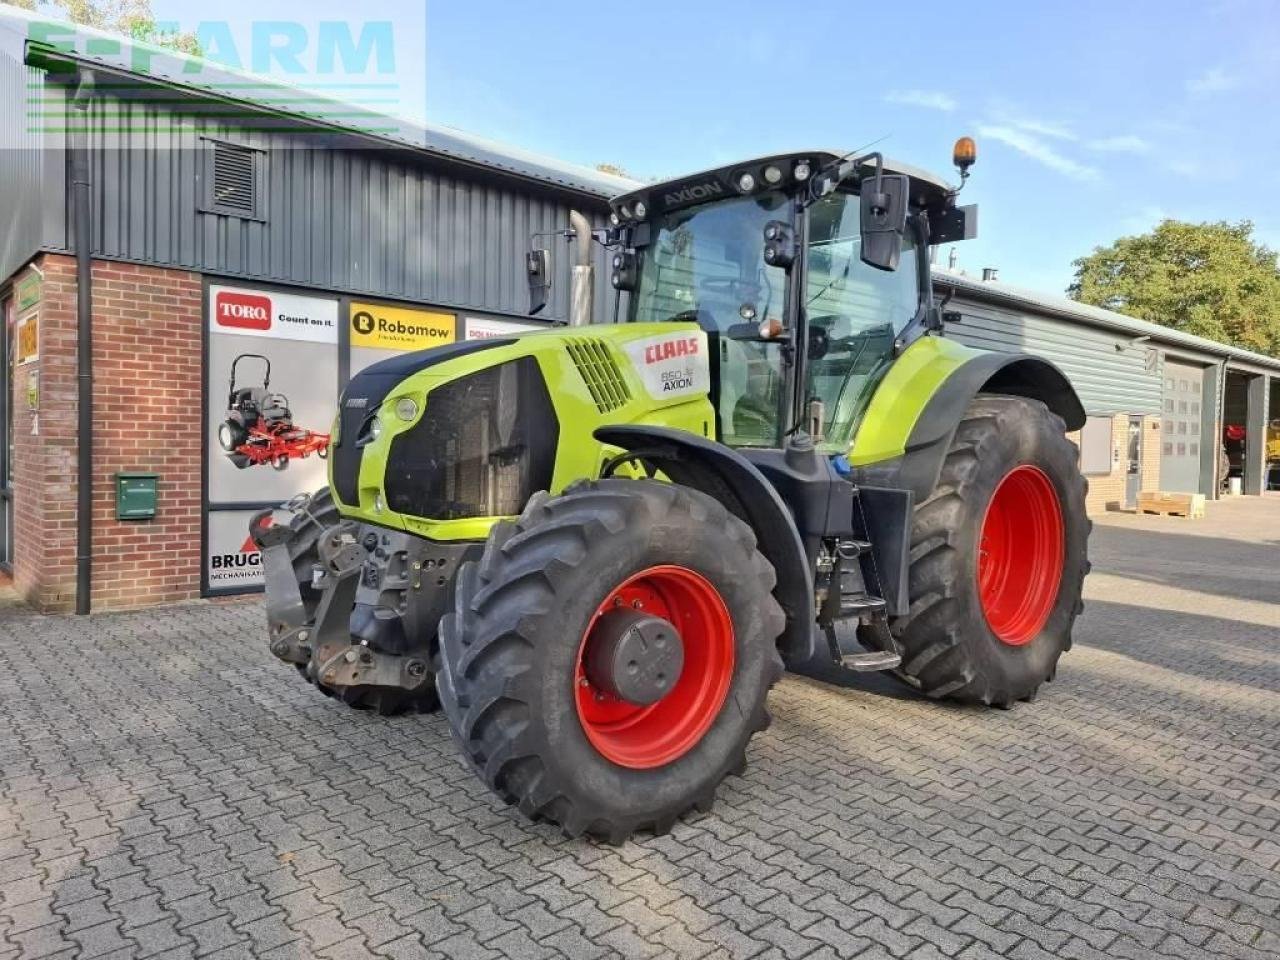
[1067,413,1163,515]
[9,255,203,612]
[10,255,79,610]
[90,261,203,610]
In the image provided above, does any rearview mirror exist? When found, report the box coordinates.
[526,248,550,315]
[859,173,909,272]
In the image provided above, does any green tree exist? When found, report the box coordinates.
[2,0,202,56]
[1068,220,1280,356]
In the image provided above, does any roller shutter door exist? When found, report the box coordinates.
[1161,360,1204,493]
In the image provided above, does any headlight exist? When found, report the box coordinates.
[394,397,418,422]
[369,416,383,441]
[373,492,386,513]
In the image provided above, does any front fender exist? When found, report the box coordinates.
[594,425,816,665]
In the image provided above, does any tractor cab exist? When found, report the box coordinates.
[601,145,978,453]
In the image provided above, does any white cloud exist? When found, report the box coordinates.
[1188,67,1239,95]
[884,89,957,112]
[977,124,1101,182]
[985,102,1076,141]
[1087,135,1151,154]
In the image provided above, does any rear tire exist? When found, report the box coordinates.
[436,479,785,842]
[890,395,1090,706]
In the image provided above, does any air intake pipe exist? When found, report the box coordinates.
[568,209,594,327]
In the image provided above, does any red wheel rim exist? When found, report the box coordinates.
[575,565,734,769]
[977,465,1065,646]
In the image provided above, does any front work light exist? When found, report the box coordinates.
[763,165,782,184]
[634,200,647,218]
[736,172,756,193]
[611,250,638,290]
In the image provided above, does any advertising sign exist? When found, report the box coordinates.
[206,283,339,505]
[16,311,38,365]
[15,272,40,312]
[206,509,268,590]
[463,316,546,340]
[350,301,456,374]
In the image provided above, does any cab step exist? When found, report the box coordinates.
[839,595,886,618]
[839,649,902,672]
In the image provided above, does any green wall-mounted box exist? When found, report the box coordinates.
[116,473,158,520]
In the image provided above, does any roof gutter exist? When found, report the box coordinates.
[71,67,94,615]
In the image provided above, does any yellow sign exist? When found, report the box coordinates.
[350,302,455,352]
[16,310,39,365]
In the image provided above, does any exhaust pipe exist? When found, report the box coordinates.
[568,209,594,327]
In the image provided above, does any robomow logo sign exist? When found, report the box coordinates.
[215,291,272,331]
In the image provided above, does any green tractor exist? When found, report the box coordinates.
[254,139,1090,841]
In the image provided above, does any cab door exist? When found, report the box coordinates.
[803,191,921,451]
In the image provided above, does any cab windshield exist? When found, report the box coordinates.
[629,190,920,451]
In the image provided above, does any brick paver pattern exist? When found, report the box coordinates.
[2,502,1278,959]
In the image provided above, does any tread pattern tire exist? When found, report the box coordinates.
[436,479,785,842]
[890,395,1091,706]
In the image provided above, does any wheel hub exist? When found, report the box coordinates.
[978,464,1065,646]
[583,609,684,705]
[574,565,735,769]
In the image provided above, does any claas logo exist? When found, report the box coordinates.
[643,336,700,364]
[215,291,272,331]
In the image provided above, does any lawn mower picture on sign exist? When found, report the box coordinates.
[217,353,330,471]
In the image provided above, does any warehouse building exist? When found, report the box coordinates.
[0,9,631,612]
[936,270,1280,514]
[2,8,1278,614]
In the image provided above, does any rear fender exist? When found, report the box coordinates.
[594,425,816,664]
[853,350,1086,502]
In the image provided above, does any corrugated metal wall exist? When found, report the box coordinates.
[941,290,1164,416]
[0,57,65,282]
[78,89,616,324]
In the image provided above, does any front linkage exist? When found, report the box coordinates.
[252,489,479,715]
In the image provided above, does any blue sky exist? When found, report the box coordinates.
[150,0,1280,295]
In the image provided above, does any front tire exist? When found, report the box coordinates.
[890,395,1090,706]
[436,480,785,842]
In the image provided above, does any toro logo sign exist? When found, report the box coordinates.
[214,291,272,331]
[208,284,338,344]
[624,332,710,401]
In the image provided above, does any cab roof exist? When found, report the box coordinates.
[611,150,957,219]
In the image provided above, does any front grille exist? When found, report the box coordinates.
[385,357,559,520]
[565,338,631,413]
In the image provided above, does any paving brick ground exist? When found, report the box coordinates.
[2,495,1278,959]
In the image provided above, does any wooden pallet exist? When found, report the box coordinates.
[1137,492,1205,519]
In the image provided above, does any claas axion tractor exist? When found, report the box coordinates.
[253,138,1090,841]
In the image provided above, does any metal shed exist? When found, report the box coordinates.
[936,269,1280,505]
